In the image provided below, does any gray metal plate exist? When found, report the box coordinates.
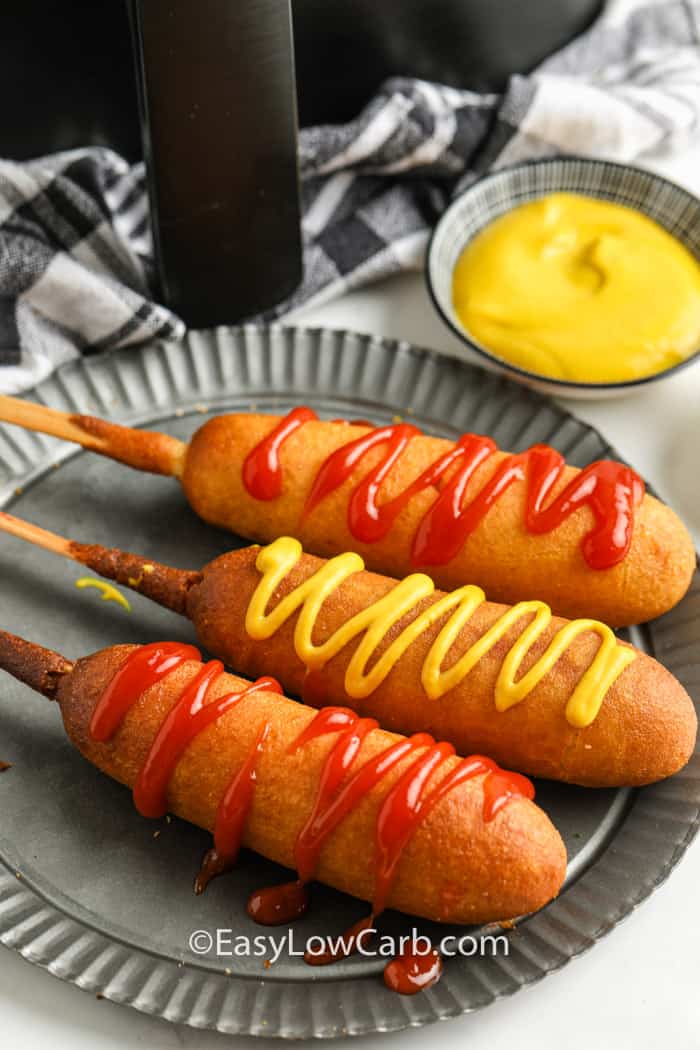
[0,325,698,1038]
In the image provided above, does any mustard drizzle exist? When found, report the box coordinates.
[244,538,635,728]
[75,577,132,613]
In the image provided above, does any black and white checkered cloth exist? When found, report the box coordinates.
[1,0,699,393]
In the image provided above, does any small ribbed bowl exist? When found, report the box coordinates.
[426,157,700,399]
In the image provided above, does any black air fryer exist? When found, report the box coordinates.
[0,0,601,326]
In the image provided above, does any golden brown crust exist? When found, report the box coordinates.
[71,415,186,477]
[70,542,201,615]
[0,630,73,699]
[181,414,696,626]
[57,645,566,924]
[187,549,697,787]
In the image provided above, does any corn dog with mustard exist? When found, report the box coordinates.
[0,397,693,625]
[0,512,694,787]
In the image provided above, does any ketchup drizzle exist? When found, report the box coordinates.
[90,642,200,742]
[242,410,644,570]
[249,706,532,977]
[242,406,318,501]
[91,643,282,884]
[196,715,277,893]
[91,645,532,994]
[133,663,280,819]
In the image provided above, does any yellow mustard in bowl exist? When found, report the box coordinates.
[452,192,700,383]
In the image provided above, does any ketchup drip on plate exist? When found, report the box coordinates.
[247,880,310,925]
[91,644,532,995]
[242,409,644,570]
[384,946,444,995]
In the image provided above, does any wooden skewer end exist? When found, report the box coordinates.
[0,396,186,478]
[0,511,76,559]
[0,630,72,700]
[0,511,199,617]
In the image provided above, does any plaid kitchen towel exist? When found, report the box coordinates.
[1,0,699,393]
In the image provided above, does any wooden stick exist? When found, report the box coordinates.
[0,395,187,478]
[0,629,72,700]
[0,510,77,560]
[0,511,201,616]
[0,395,95,446]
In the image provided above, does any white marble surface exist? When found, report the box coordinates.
[3,144,700,1048]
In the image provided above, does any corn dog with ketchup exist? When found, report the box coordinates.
[0,630,566,993]
[0,512,695,787]
[0,397,693,625]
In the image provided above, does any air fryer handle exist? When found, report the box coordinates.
[129,0,302,327]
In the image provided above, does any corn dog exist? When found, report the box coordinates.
[0,396,693,625]
[0,512,695,787]
[0,631,566,946]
